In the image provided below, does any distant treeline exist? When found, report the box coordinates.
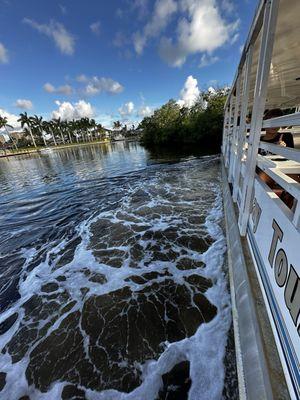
[139,88,229,152]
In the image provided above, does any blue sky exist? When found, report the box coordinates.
[0,0,257,128]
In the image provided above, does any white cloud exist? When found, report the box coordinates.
[133,0,178,54]
[59,4,67,14]
[221,0,235,13]
[57,85,72,95]
[96,113,115,129]
[52,100,94,121]
[177,75,200,108]
[82,76,124,96]
[90,21,101,36]
[118,101,135,116]
[116,8,123,19]
[159,0,240,67]
[199,53,219,68]
[15,99,33,110]
[43,82,73,95]
[230,32,239,45]
[132,33,146,55]
[113,32,128,48]
[43,83,55,93]
[0,42,9,64]
[138,105,153,117]
[0,109,20,128]
[76,74,88,83]
[85,84,100,96]
[120,119,139,128]
[132,0,149,19]
[208,79,218,86]
[23,18,75,55]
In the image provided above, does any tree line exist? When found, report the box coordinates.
[0,88,228,152]
[0,114,136,150]
[139,88,229,152]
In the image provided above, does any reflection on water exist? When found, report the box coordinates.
[0,142,146,195]
[0,142,236,400]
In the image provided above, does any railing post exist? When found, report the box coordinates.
[293,203,300,230]
[238,0,280,235]
[233,46,254,202]
[222,107,229,159]
[225,98,234,169]
[229,75,242,184]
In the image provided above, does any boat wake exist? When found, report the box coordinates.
[0,155,232,400]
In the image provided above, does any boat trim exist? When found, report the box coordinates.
[247,228,300,398]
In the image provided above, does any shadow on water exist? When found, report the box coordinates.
[144,143,220,165]
[0,141,237,400]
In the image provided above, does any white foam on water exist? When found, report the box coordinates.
[0,157,232,400]
[81,183,231,400]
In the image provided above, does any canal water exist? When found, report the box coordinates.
[0,142,236,400]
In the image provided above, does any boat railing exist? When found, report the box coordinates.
[222,0,300,234]
[259,141,300,163]
[222,0,300,398]
[237,112,300,221]
[231,123,300,226]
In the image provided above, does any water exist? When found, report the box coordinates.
[0,142,235,400]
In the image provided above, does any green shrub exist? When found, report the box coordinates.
[140,88,229,152]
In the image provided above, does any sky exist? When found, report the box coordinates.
[0,0,257,128]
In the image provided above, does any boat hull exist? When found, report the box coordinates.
[247,177,300,399]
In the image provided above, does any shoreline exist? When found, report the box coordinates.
[0,138,140,158]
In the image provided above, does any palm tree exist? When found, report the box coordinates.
[78,120,84,142]
[78,118,85,142]
[0,116,11,153]
[87,118,92,140]
[97,123,106,140]
[80,117,90,142]
[70,120,79,143]
[23,127,33,146]
[43,120,57,146]
[51,121,59,144]
[0,116,18,150]
[18,112,37,148]
[61,120,72,144]
[113,120,122,130]
[31,115,46,146]
[67,121,73,144]
[89,118,97,140]
[52,118,65,144]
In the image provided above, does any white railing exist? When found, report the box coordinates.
[222,0,300,234]
[259,141,300,163]
[262,112,300,128]
[222,1,300,398]
[257,160,300,199]
[229,134,300,231]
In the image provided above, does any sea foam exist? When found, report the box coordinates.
[0,155,232,400]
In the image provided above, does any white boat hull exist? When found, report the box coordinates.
[247,177,300,398]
